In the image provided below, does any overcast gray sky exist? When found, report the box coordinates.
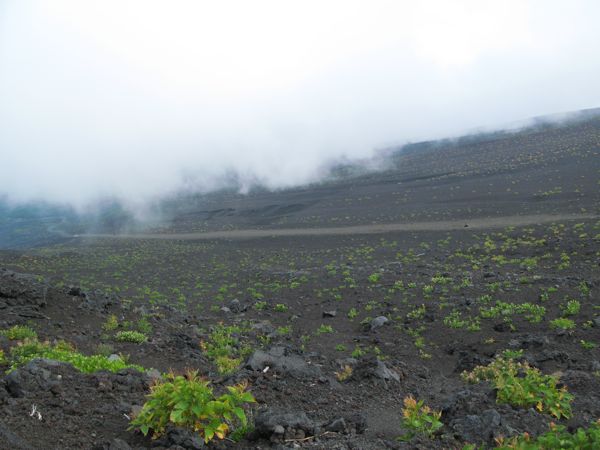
[1,0,600,207]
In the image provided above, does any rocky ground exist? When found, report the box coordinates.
[0,115,600,449]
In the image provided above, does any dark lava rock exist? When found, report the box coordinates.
[0,269,48,308]
[93,438,132,450]
[5,369,25,398]
[323,310,337,318]
[325,417,347,432]
[493,322,513,332]
[245,347,321,379]
[251,320,276,337]
[79,289,117,311]
[529,350,569,365]
[152,428,204,449]
[253,409,316,439]
[5,359,67,397]
[508,334,550,349]
[228,298,250,313]
[454,351,490,373]
[443,388,495,418]
[324,413,367,434]
[351,356,401,383]
[443,387,548,445]
[450,409,501,443]
[368,316,389,331]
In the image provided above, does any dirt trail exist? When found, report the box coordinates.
[81,213,598,240]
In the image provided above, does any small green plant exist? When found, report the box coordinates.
[347,308,358,319]
[136,316,153,334]
[560,299,581,316]
[580,340,597,350]
[316,324,334,334]
[407,304,426,320]
[1,325,37,341]
[550,317,576,330]
[95,343,115,356]
[422,284,434,296]
[130,371,255,443]
[463,356,573,419]
[501,349,524,359]
[558,252,571,270]
[368,273,382,284]
[351,345,365,358]
[115,330,148,344]
[276,325,292,336]
[253,301,267,311]
[443,310,481,331]
[335,344,346,352]
[335,364,353,382]
[579,281,591,297]
[273,303,288,312]
[399,396,443,440]
[103,315,119,332]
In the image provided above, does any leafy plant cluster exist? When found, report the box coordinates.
[493,420,600,449]
[130,370,255,443]
[479,301,546,324]
[200,324,251,375]
[103,314,152,343]
[399,396,443,440]
[6,338,144,373]
[462,356,573,419]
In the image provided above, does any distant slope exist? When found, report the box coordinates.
[1,107,600,247]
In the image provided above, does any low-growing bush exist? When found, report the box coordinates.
[115,330,148,344]
[129,371,255,443]
[462,356,573,419]
[7,339,144,373]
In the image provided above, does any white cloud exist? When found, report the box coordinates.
[1,0,599,206]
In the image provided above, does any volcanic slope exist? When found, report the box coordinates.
[0,113,599,449]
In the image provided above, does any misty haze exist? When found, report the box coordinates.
[1,2,599,449]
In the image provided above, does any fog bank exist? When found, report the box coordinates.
[1,1,600,208]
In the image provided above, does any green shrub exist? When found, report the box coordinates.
[0,325,37,340]
[129,371,255,443]
[115,330,148,344]
[462,356,573,419]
